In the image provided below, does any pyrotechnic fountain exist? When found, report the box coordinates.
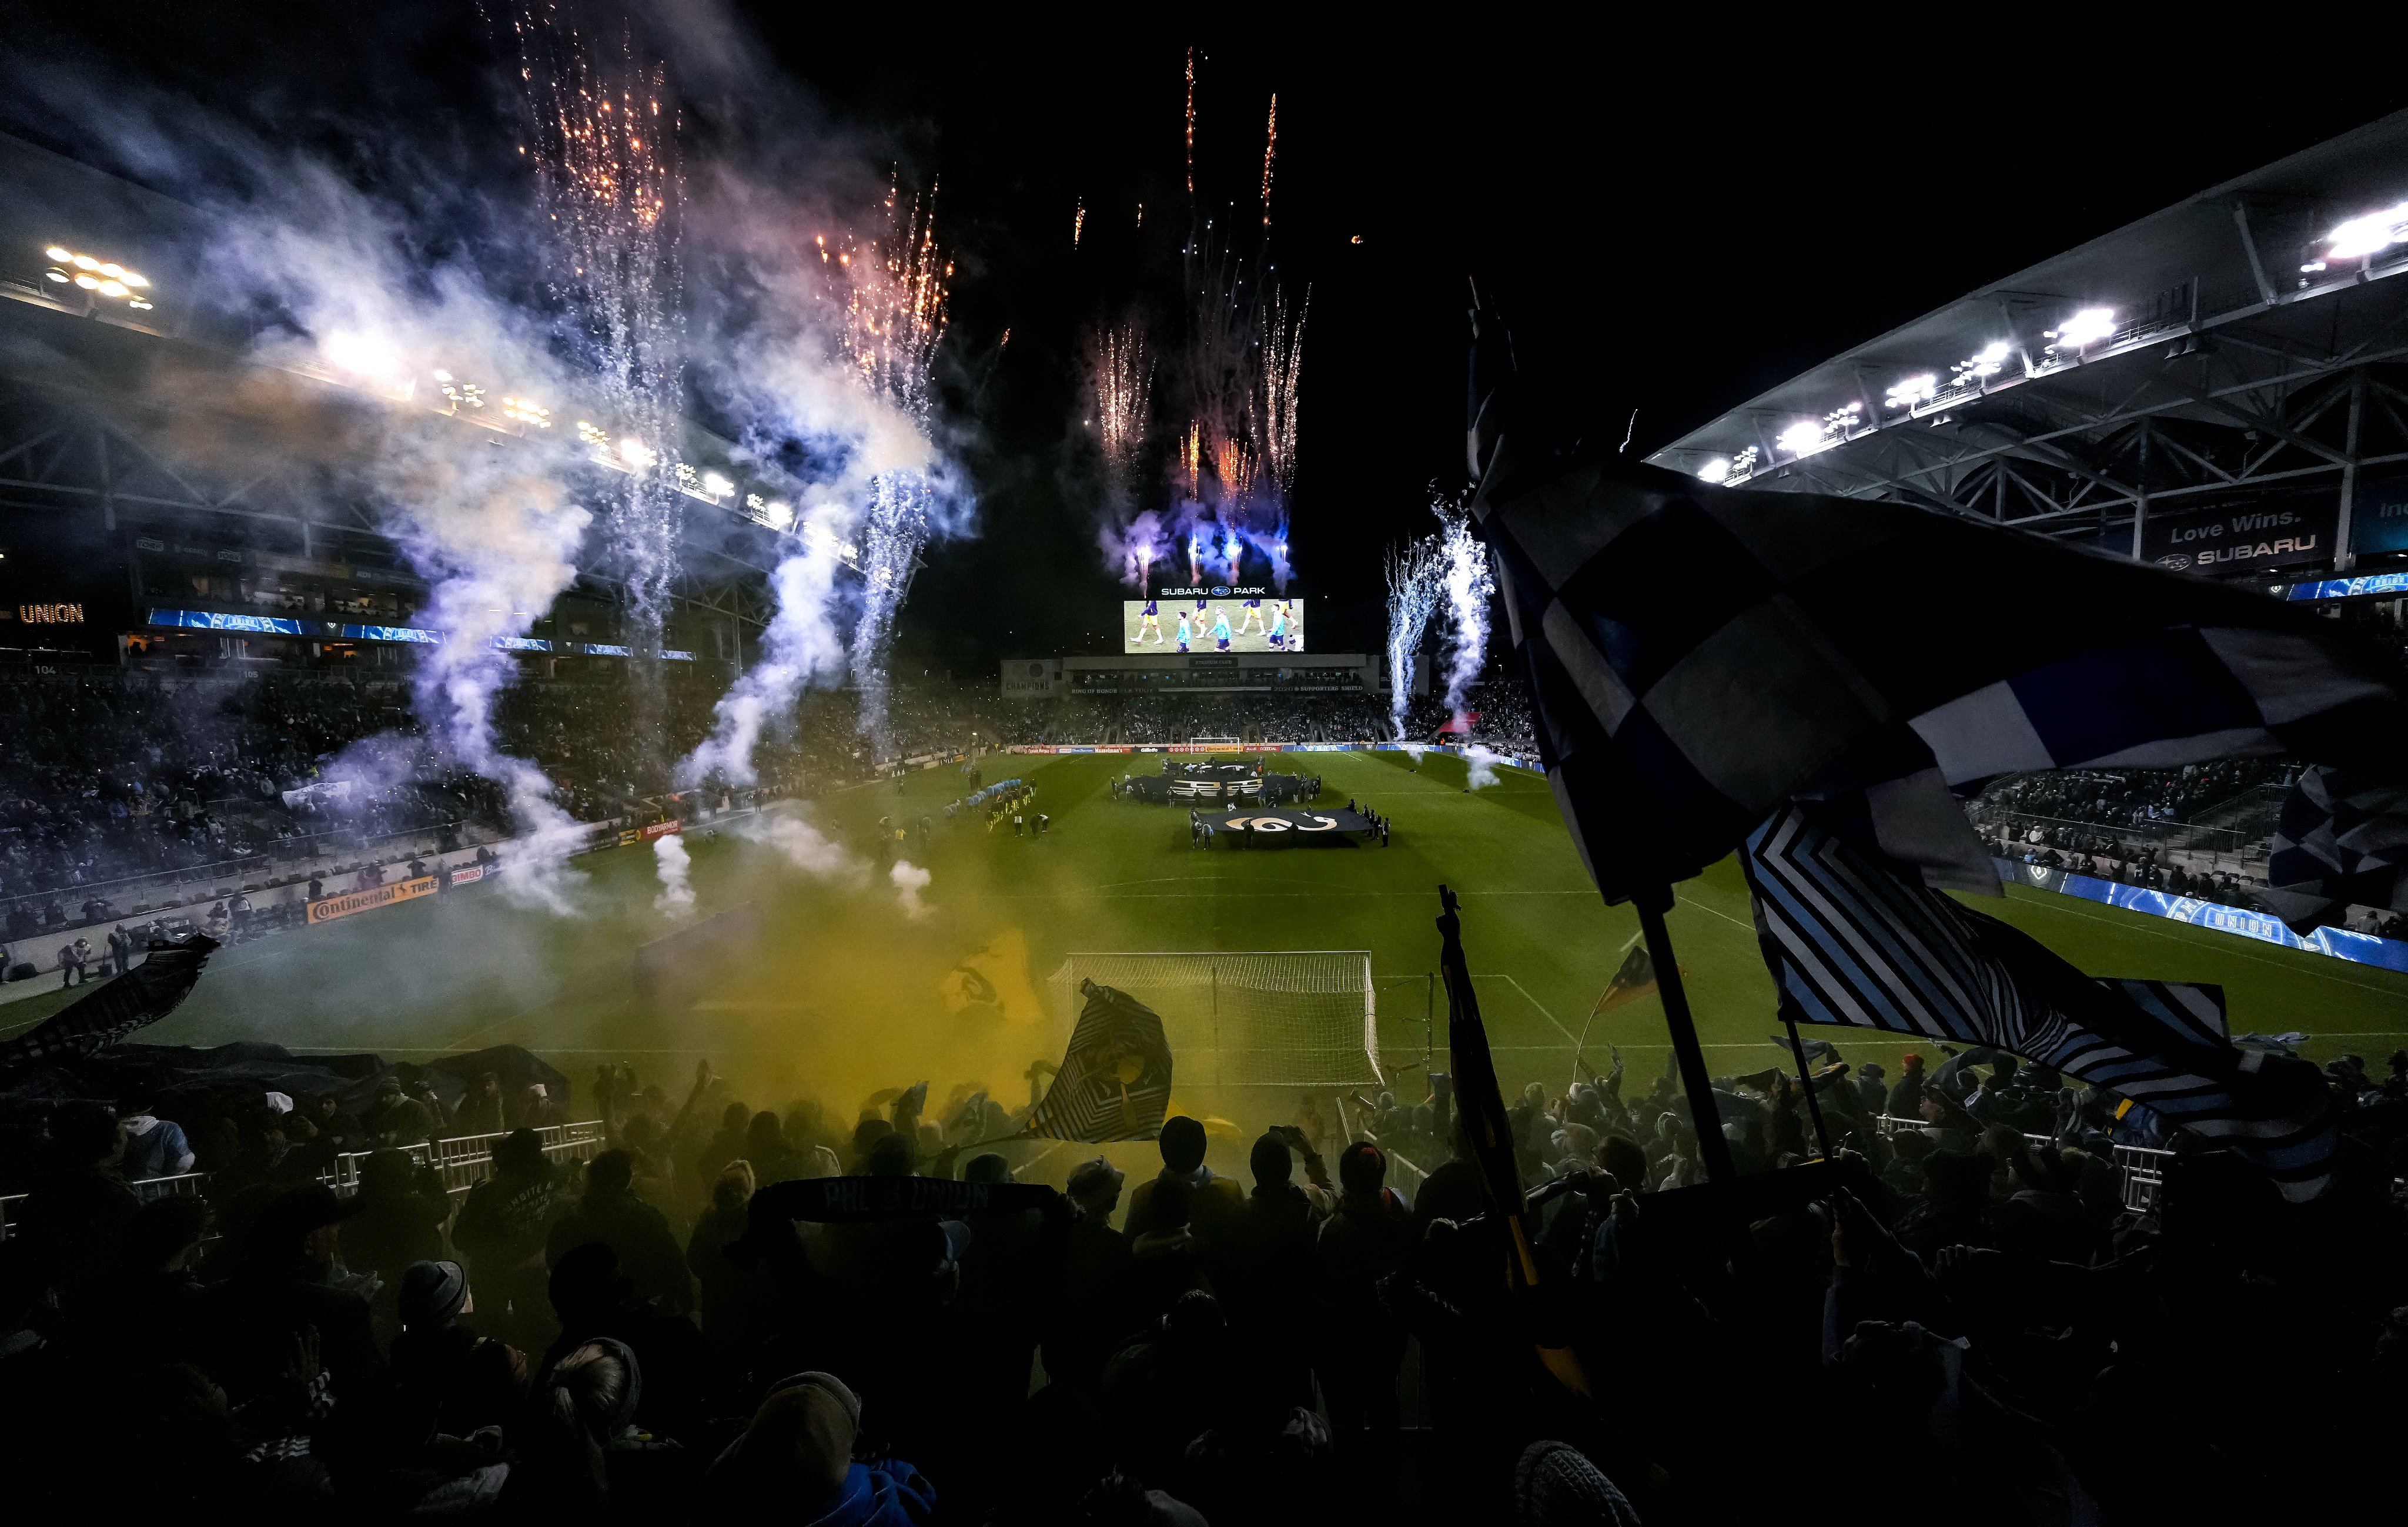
[504,8,686,740]
[1384,528,1445,744]
[822,180,952,760]
[1437,498,1496,719]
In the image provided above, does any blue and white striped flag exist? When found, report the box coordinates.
[1463,301,2408,905]
[1743,801,2337,1200]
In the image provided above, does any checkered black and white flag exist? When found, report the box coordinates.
[1744,801,2337,1199]
[1463,313,2408,905]
[0,936,219,1070]
[2265,765,2408,933]
[1023,980,1174,1143]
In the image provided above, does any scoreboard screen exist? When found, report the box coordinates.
[1124,591,1304,654]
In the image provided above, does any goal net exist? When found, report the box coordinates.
[1048,950,1382,1091]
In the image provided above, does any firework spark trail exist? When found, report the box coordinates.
[1437,499,1496,720]
[653,832,695,916]
[1384,531,1446,742]
[1259,284,1305,494]
[681,535,847,789]
[1184,49,1197,202]
[1260,93,1277,228]
[506,8,686,721]
[1090,322,1153,487]
[818,178,953,759]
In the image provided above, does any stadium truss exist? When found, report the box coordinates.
[1648,111,2408,577]
[0,368,781,634]
[0,130,822,641]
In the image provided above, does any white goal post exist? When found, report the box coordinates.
[1049,950,1382,1091]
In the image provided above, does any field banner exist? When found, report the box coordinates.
[448,864,486,885]
[1998,860,2408,973]
[307,875,439,926]
[639,820,683,842]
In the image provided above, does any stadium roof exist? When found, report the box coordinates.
[1646,110,2408,577]
[0,131,828,629]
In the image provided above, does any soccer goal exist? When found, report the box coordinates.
[1049,950,1383,1091]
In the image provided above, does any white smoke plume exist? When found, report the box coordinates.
[681,533,847,787]
[652,832,696,916]
[889,858,933,920]
[739,807,868,886]
[1463,744,1503,791]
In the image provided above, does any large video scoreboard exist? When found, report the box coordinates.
[1123,584,1303,654]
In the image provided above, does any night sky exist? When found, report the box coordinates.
[11,8,2408,673]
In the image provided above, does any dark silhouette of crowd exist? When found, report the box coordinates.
[8,1032,2408,1522]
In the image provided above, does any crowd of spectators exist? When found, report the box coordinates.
[1972,761,2295,836]
[7,1031,2408,1521]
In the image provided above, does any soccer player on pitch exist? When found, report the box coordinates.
[1212,606,1235,652]
[1238,596,1266,635]
[1175,608,1193,652]
[1138,597,1163,644]
[1268,600,1291,650]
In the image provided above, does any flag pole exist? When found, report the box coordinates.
[1435,884,1591,1397]
[1777,1011,1835,1161]
[1568,979,1616,1090]
[1634,885,1737,1186]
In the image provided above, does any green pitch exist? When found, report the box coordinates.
[14,749,2406,1154]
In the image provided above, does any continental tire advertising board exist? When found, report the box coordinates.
[2145,498,2337,576]
[306,875,439,925]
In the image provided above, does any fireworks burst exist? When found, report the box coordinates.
[1088,320,1153,489]
[1184,48,1197,202]
[1073,197,1086,249]
[820,174,951,426]
[1259,283,1305,493]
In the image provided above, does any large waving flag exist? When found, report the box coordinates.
[0,936,220,1070]
[1463,301,2408,906]
[2264,766,2408,933]
[1022,980,1174,1142]
[1743,802,2337,1199]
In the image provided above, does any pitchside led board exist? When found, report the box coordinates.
[1124,585,1305,654]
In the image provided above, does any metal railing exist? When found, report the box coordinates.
[1872,1114,2171,1214]
[0,1119,606,1243]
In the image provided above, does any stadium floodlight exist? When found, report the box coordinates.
[1776,420,1829,457]
[1953,341,2011,384]
[43,269,66,283]
[618,437,658,468]
[1885,373,1937,410]
[43,245,69,262]
[2047,307,2117,350]
[1697,456,1733,483]
[73,274,98,289]
[501,396,551,428]
[702,471,734,498]
[761,499,795,530]
[2323,199,2408,262]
